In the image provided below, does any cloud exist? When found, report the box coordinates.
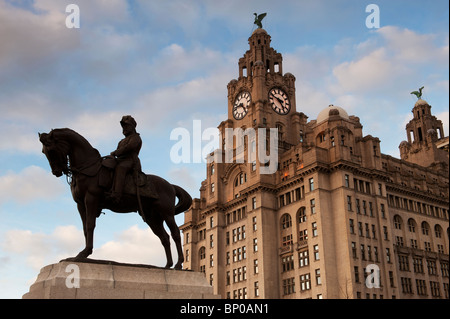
[377,26,449,65]
[2,225,84,270]
[0,166,66,204]
[2,223,177,270]
[0,0,79,69]
[91,225,177,267]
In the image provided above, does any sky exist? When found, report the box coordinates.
[0,0,448,298]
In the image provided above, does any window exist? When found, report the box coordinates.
[408,219,416,232]
[347,196,352,211]
[310,199,316,214]
[283,278,295,295]
[252,197,257,210]
[199,247,206,259]
[345,174,350,187]
[253,238,258,252]
[252,216,257,231]
[354,266,360,283]
[210,164,215,175]
[413,257,424,273]
[254,259,259,274]
[281,254,294,272]
[282,234,293,246]
[399,255,409,271]
[394,215,402,229]
[300,274,311,291]
[315,269,321,285]
[298,207,307,223]
[312,222,318,237]
[309,178,314,191]
[352,242,357,258]
[349,219,355,234]
[313,245,320,260]
[415,279,427,296]
[401,277,413,294]
[299,250,309,267]
[281,214,292,229]
[421,222,430,235]
[211,183,215,193]
[254,281,259,297]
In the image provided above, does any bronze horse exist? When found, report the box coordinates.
[39,128,192,269]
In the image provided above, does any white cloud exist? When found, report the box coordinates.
[332,48,396,93]
[0,166,66,204]
[2,225,84,270]
[2,224,176,270]
[377,26,449,65]
[91,225,176,267]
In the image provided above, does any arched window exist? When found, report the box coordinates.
[393,215,403,230]
[234,173,247,187]
[434,224,443,238]
[407,218,417,233]
[281,214,292,230]
[297,207,307,224]
[199,247,206,260]
[421,222,430,236]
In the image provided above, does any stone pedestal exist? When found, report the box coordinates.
[23,259,219,299]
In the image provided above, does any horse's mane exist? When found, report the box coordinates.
[50,128,101,158]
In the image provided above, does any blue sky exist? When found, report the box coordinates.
[0,0,448,298]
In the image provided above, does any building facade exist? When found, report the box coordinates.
[180,29,449,299]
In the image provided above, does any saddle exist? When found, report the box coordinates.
[99,156,159,199]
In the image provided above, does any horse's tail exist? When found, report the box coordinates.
[173,185,193,215]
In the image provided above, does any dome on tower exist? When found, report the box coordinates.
[316,105,349,124]
[414,99,429,107]
[252,28,268,35]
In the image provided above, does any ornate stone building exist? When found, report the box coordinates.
[180,29,449,299]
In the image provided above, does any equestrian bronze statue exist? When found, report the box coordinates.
[38,116,192,269]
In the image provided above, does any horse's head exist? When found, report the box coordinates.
[39,131,69,177]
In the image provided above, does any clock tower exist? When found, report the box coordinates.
[222,28,306,154]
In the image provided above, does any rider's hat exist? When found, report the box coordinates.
[120,115,137,128]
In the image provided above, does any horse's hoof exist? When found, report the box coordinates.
[174,264,182,270]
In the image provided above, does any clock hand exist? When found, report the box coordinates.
[270,94,284,106]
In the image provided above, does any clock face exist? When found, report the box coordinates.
[269,88,290,115]
[233,91,251,120]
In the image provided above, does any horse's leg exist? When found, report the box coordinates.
[165,215,184,270]
[76,201,87,248]
[75,193,97,259]
[146,214,173,268]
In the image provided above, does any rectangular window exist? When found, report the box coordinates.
[310,199,316,214]
[347,196,352,211]
[312,222,318,237]
[300,274,311,291]
[345,174,350,187]
[313,245,320,260]
[309,178,314,191]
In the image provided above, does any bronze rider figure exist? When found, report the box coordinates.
[110,115,142,202]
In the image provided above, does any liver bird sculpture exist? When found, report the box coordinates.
[410,86,424,100]
[253,12,267,29]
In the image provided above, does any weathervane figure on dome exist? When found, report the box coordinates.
[410,86,424,100]
[253,12,267,29]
